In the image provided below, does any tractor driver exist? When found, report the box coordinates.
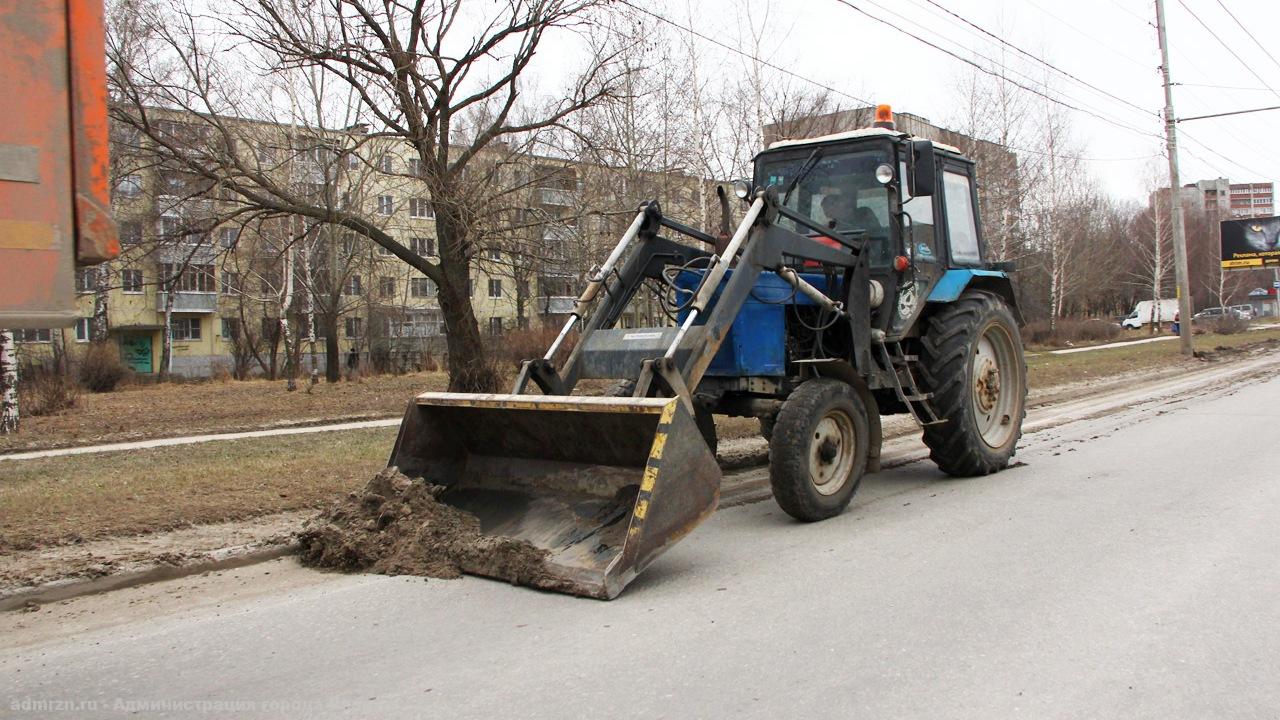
[819,190,891,265]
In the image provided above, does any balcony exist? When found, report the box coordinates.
[542,224,577,244]
[537,187,575,207]
[156,244,220,264]
[541,296,575,315]
[156,292,218,313]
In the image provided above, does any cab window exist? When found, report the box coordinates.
[758,147,894,267]
[942,170,981,265]
[899,162,936,263]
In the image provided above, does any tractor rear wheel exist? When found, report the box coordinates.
[769,379,869,521]
[918,291,1026,476]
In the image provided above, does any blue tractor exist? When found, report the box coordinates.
[390,109,1027,598]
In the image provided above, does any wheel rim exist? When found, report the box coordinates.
[970,322,1022,449]
[808,410,857,496]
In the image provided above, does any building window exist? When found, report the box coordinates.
[407,158,425,178]
[410,277,437,298]
[344,275,363,296]
[171,317,201,341]
[157,215,182,241]
[488,317,503,336]
[410,236,435,256]
[74,318,91,342]
[122,268,143,293]
[379,154,394,173]
[486,246,501,261]
[341,233,357,255]
[377,242,392,256]
[488,278,502,298]
[161,264,216,293]
[379,276,396,298]
[219,227,239,248]
[118,221,143,247]
[116,174,143,198]
[75,268,97,294]
[409,198,433,218]
[376,195,393,215]
[221,317,241,341]
[345,317,364,338]
[14,329,52,343]
[220,272,240,295]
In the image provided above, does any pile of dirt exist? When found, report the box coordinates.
[297,468,551,585]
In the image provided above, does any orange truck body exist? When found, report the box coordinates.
[0,0,119,330]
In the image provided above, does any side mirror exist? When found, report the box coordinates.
[908,139,936,197]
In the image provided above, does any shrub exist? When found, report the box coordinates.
[1210,314,1250,335]
[495,324,576,367]
[78,341,129,392]
[21,361,80,416]
[1022,318,1121,348]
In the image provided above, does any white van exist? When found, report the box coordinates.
[1121,299,1180,329]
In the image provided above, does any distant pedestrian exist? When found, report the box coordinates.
[346,347,358,371]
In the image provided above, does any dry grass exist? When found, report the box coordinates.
[0,427,396,551]
[0,372,450,453]
[1027,326,1280,388]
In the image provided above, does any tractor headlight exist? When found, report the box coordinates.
[732,178,752,199]
[874,163,894,185]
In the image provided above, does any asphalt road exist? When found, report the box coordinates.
[4,369,1280,719]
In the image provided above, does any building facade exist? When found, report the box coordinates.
[13,110,710,377]
[1228,182,1274,218]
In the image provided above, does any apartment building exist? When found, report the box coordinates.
[14,110,710,377]
[1228,182,1274,218]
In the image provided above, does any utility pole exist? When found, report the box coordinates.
[1155,0,1195,356]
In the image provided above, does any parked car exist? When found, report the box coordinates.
[1230,304,1257,320]
[1192,306,1248,322]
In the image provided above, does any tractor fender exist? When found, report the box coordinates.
[796,359,883,473]
[926,269,1024,326]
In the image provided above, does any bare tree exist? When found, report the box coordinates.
[108,0,622,392]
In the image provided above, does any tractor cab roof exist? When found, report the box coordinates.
[764,126,965,159]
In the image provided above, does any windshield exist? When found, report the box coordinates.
[756,146,894,266]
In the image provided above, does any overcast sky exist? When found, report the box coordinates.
[539,0,1279,202]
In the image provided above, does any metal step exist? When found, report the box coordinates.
[876,340,944,426]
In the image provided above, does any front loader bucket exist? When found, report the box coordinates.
[388,393,721,599]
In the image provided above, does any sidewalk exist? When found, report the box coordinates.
[0,417,401,462]
[1040,321,1280,356]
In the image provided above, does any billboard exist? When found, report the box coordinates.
[1221,216,1280,268]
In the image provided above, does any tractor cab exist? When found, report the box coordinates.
[752,115,990,340]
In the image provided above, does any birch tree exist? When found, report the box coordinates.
[0,331,17,434]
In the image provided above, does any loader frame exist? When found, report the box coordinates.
[514,186,888,412]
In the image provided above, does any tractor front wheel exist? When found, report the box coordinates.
[918,292,1027,476]
[769,379,869,521]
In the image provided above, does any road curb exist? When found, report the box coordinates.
[0,542,300,612]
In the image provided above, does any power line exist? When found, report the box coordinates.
[1020,0,1155,73]
[1175,82,1280,92]
[915,0,1158,120]
[1173,0,1280,102]
[831,0,1164,142]
[1177,104,1280,123]
[1180,129,1269,178]
[615,0,875,109]
[1209,0,1280,76]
